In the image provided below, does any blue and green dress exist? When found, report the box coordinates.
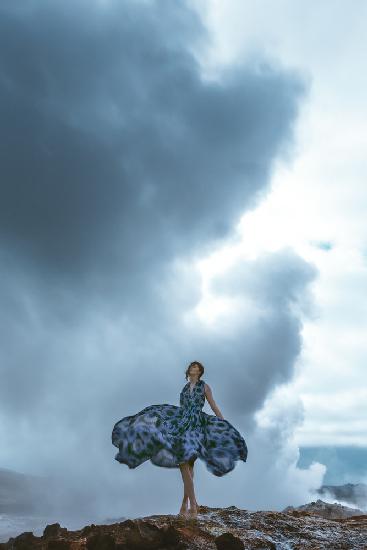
[112,378,248,477]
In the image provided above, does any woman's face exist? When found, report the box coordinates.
[189,364,201,378]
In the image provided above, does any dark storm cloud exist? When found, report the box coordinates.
[0,0,316,526]
[0,0,305,292]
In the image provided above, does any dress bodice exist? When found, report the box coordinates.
[180,378,205,411]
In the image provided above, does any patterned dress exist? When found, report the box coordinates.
[111,378,248,477]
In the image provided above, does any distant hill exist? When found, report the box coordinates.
[0,467,49,515]
[316,482,367,509]
[283,498,364,519]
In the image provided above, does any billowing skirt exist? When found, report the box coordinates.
[112,403,248,477]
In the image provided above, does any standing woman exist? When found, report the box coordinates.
[112,361,248,520]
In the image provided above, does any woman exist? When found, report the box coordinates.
[112,361,248,519]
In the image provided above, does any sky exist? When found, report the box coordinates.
[194,0,367,451]
[0,0,366,531]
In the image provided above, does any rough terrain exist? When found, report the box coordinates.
[1,502,366,549]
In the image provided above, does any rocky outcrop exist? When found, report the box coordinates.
[283,497,365,519]
[0,502,366,549]
[316,482,367,509]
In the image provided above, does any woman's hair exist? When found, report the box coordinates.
[185,361,205,380]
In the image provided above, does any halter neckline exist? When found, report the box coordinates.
[188,379,203,395]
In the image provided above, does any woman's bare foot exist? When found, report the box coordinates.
[178,499,189,517]
[188,504,198,519]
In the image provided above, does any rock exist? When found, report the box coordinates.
[283,497,365,519]
[160,525,181,546]
[8,531,39,549]
[43,523,68,538]
[86,532,116,549]
[124,520,165,548]
[46,540,72,549]
[215,531,245,549]
[316,482,367,509]
[0,503,366,549]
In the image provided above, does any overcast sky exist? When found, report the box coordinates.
[194,0,367,449]
[0,0,366,529]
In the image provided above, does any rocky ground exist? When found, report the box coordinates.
[283,497,366,519]
[1,501,366,549]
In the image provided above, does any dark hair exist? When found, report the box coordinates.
[185,361,205,381]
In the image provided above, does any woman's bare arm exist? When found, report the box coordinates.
[204,383,224,419]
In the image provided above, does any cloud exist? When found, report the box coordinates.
[0,0,318,526]
[206,247,319,412]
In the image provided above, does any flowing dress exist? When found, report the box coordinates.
[111,378,248,477]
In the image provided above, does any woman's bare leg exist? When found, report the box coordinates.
[178,463,189,515]
[179,461,195,513]
[179,463,198,517]
[188,461,199,508]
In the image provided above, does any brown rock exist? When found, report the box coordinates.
[86,532,116,549]
[215,531,245,549]
[43,523,68,539]
[0,501,366,549]
[46,541,72,549]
